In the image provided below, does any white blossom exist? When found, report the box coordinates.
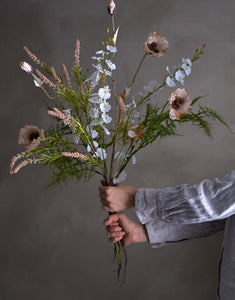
[96,50,104,55]
[175,70,185,85]
[182,58,192,67]
[143,80,158,92]
[20,61,32,73]
[89,107,99,119]
[95,147,107,160]
[107,45,117,53]
[166,76,176,87]
[113,27,119,46]
[87,71,100,86]
[182,64,191,76]
[88,95,102,104]
[106,60,116,70]
[113,170,127,184]
[102,113,112,124]
[87,141,98,152]
[132,155,136,165]
[100,101,111,113]
[98,86,111,100]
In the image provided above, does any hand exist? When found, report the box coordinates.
[104,213,148,245]
[99,181,137,212]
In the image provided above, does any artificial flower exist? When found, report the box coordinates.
[100,101,111,113]
[98,86,111,100]
[106,59,116,70]
[89,107,100,119]
[144,32,168,57]
[102,113,112,124]
[18,125,44,149]
[95,147,107,160]
[107,45,117,53]
[166,76,176,87]
[168,88,191,120]
[20,61,32,74]
[175,69,185,85]
[107,0,116,15]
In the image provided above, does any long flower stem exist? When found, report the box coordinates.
[128,53,148,91]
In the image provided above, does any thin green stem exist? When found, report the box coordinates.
[128,53,148,91]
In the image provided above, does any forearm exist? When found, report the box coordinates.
[136,170,235,225]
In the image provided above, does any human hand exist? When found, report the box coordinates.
[104,213,148,245]
[99,181,137,212]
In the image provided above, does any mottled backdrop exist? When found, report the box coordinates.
[1,0,235,299]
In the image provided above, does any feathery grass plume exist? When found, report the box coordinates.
[24,46,42,66]
[11,158,38,174]
[119,95,126,117]
[74,39,80,65]
[48,107,74,127]
[61,64,72,88]
[35,69,56,89]
[50,67,63,88]
[61,152,88,161]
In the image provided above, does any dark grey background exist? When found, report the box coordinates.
[1,0,234,299]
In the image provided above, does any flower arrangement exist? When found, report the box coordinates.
[10,0,229,282]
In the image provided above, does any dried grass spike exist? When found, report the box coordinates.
[24,46,42,66]
[61,64,72,88]
[74,39,80,65]
[35,69,56,89]
[61,152,88,161]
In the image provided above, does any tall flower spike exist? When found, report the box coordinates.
[24,46,42,66]
[74,39,80,65]
[108,0,116,15]
[144,32,168,57]
[35,69,56,89]
[62,64,72,88]
[61,152,88,161]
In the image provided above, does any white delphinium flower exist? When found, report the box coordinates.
[113,170,127,184]
[175,69,185,85]
[87,141,99,152]
[91,56,103,61]
[166,66,173,75]
[100,101,111,113]
[106,60,116,70]
[91,129,98,139]
[98,86,111,100]
[102,113,112,124]
[88,95,102,104]
[95,147,107,160]
[96,50,104,55]
[107,45,117,53]
[166,76,176,87]
[143,80,158,92]
[87,71,100,87]
[20,61,33,73]
[181,58,192,76]
[93,63,112,77]
[132,155,136,165]
[89,107,100,119]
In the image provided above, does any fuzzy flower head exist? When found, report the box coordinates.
[144,32,168,58]
[168,88,191,120]
[18,125,44,149]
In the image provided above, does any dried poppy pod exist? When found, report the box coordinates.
[108,0,116,15]
[144,32,168,57]
[168,88,192,120]
[18,125,44,150]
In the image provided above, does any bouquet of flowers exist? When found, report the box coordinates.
[10,0,228,282]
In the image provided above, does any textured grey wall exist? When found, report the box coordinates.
[1,0,235,299]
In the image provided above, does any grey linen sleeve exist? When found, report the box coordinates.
[135,188,225,247]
